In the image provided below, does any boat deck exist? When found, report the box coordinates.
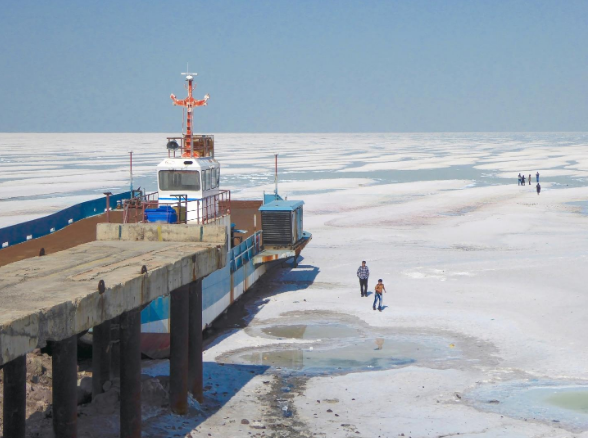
[0,211,128,268]
[0,200,263,269]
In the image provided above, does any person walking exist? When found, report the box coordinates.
[536,172,540,183]
[528,174,531,185]
[357,261,369,297]
[518,173,522,186]
[373,279,386,311]
[536,183,541,195]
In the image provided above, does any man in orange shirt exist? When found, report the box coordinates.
[373,279,386,312]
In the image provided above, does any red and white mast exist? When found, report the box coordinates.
[170,71,210,157]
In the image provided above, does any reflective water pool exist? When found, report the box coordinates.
[465,381,588,432]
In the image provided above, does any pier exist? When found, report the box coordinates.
[0,223,227,437]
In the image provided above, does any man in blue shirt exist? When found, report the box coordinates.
[357,261,370,297]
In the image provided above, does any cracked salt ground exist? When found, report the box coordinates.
[221,324,462,374]
[464,380,588,432]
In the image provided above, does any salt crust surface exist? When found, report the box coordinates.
[200,180,588,437]
[0,132,587,226]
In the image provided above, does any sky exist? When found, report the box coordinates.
[0,0,587,133]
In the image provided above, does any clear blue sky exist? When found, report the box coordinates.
[0,0,587,132]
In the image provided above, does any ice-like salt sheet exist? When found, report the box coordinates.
[0,132,587,227]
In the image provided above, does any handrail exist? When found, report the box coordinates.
[230,230,262,273]
[123,190,231,224]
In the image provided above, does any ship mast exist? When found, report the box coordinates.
[170,72,210,157]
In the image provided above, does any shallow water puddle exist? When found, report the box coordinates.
[226,328,461,374]
[465,381,588,431]
[544,389,588,414]
[566,200,588,216]
[260,323,360,340]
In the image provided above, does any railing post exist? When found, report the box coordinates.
[177,198,181,224]
[103,192,112,223]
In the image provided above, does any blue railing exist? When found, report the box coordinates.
[229,231,262,273]
[0,192,132,249]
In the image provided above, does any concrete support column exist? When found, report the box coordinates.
[3,355,26,438]
[91,320,111,398]
[170,286,189,415]
[188,280,204,403]
[120,308,141,438]
[52,335,78,438]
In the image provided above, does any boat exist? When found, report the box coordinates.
[127,72,312,358]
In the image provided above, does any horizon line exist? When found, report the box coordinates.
[0,131,588,135]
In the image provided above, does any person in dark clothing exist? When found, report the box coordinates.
[518,173,522,186]
[536,172,540,183]
[536,183,541,195]
[528,174,531,185]
[357,261,369,297]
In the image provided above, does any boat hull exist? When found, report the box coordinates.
[139,216,269,358]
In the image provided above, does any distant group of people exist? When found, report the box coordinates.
[518,171,541,195]
[357,261,387,311]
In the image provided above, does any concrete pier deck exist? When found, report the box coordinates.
[0,224,227,366]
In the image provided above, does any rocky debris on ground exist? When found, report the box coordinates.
[0,352,97,437]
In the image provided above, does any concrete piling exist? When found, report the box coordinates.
[52,335,78,438]
[91,320,111,398]
[3,355,26,438]
[188,280,204,403]
[170,286,189,415]
[120,308,141,438]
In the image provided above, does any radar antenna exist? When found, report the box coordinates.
[170,68,210,157]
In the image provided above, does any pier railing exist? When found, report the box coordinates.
[123,190,231,225]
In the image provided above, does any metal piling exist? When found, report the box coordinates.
[120,308,141,438]
[91,320,111,398]
[188,280,204,403]
[52,335,78,438]
[170,286,189,415]
[3,355,26,438]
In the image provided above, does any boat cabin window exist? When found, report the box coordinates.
[159,170,200,191]
[211,168,219,189]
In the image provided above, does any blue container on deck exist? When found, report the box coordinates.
[144,206,178,224]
